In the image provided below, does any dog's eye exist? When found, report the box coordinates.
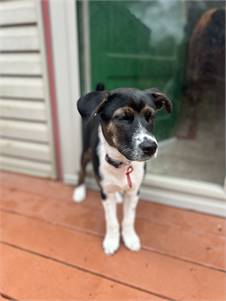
[114,114,134,122]
[144,111,153,122]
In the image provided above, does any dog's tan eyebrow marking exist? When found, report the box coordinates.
[113,107,135,117]
[141,106,155,115]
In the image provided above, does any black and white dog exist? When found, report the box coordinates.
[73,86,172,255]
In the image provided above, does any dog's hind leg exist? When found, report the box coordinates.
[73,150,90,203]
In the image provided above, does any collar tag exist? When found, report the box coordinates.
[125,165,134,189]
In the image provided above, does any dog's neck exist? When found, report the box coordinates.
[98,126,131,167]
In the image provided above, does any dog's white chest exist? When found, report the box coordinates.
[99,158,144,194]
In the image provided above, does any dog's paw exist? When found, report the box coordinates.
[72,184,86,203]
[122,231,141,251]
[103,234,120,255]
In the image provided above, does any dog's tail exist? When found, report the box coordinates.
[95,83,105,91]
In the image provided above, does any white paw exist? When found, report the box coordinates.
[122,231,141,251]
[72,184,86,203]
[103,234,120,255]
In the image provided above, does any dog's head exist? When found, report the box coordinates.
[77,88,172,161]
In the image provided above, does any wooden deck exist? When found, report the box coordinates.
[0,171,225,300]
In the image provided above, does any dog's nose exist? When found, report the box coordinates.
[140,140,157,155]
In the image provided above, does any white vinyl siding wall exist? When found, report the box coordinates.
[0,0,56,178]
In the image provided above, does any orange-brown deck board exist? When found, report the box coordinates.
[1,171,225,238]
[0,244,156,300]
[1,186,225,270]
[1,211,225,301]
[1,171,226,300]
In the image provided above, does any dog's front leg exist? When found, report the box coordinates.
[102,194,120,255]
[122,191,141,251]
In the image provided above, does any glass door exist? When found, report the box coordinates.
[77,0,225,210]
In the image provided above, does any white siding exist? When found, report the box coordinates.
[0,156,52,177]
[0,0,56,178]
[0,120,49,142]
[0,78,44,99]
[0,0,37,26]
[0,99,46,121]
[0,54,42,75]
[0,139,50,161]
[0,26,40,51]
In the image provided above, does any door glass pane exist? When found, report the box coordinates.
[77,0,225,185]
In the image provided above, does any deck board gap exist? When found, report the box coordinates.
[0,241,175,301]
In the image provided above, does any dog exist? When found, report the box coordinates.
[73,86,172,255]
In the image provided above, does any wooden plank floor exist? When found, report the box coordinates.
[0,171,226,300]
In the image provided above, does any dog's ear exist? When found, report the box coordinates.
[77,91,109,118]
[145,88,172,113]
